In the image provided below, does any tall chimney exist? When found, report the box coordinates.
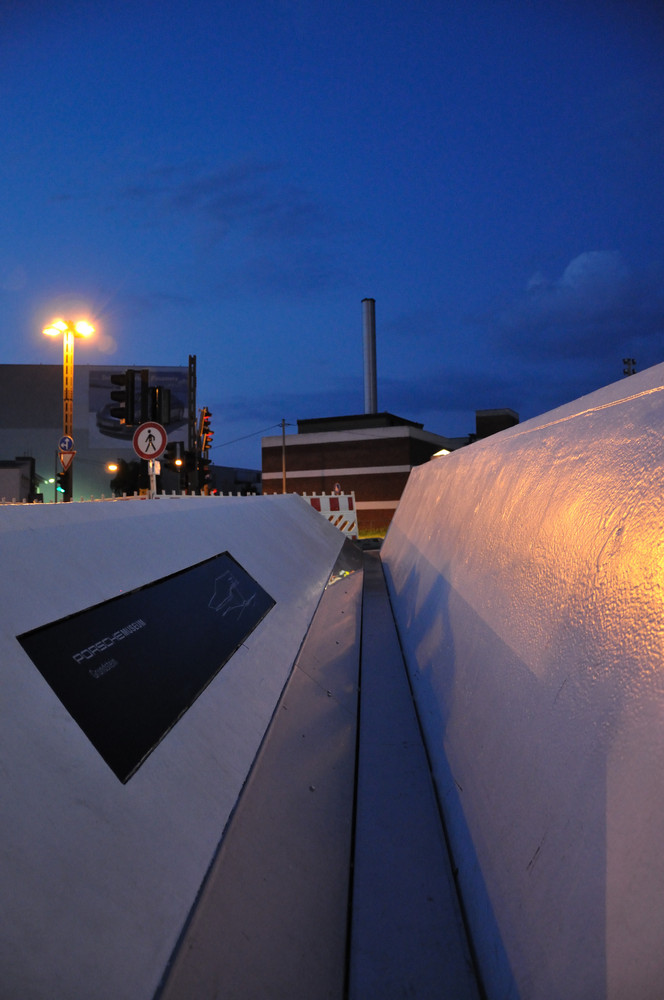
[362,297,377,414]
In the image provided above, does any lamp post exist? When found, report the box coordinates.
[43,318,94,501]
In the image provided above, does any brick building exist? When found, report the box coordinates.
[261,412,460,534]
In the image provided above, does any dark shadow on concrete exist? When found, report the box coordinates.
[156,540,363,1000]
[348,552,480,1000]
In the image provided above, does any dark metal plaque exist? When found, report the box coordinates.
[17,552,275,782]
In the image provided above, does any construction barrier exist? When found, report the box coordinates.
[303,492,358,539]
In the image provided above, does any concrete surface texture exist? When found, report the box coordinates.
[381,362,664,1000]
[157,545,480,1000]
[0,494,344,1000]
[158,540,364,1000]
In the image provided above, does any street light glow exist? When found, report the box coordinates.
[43,319,67,336]
[43,318,95,338]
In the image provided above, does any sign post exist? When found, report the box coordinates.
[57,435,76,499]
[133,422,167,498]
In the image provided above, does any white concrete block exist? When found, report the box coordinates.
[382,363,664,1000]
[0,494,344,1000]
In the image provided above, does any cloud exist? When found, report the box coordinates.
[497,251,664,362]
[115,157,348,297]
[213,250,350,299]
[95,289,196,327]
[118,158,337,247]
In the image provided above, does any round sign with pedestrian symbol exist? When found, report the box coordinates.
[133,422,167,460]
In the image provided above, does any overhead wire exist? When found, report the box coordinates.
[209,422,292,451]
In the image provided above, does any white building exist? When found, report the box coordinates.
[0,364,190,501]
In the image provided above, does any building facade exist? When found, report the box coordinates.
[262,413,460,534]
[0,364,191,501]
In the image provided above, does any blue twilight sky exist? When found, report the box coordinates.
[1,0,663,467]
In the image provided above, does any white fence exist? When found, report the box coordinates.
[1,490,360,541]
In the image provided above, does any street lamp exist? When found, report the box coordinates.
[43,318,94,501]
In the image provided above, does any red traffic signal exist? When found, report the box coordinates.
[199,407,214,452]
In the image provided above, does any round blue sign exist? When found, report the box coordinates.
[59,435,75,452]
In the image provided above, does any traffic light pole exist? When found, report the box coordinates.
[60,464,73,502]
[187,355,197,454]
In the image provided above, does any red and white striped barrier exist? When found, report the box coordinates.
[303,492,358,539]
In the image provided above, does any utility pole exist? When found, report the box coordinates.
[187,355,197,493]
[281,418,287,494]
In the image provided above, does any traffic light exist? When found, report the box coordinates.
[151,386,171,424]
[110,369,136,424]
[163,441,183,470]
[56,471,67,494]
[199,407,213,452]
[139,368,150,422]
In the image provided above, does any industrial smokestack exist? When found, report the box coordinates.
[362,297,377,414]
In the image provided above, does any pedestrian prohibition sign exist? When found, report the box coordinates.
[133,422,167,460]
